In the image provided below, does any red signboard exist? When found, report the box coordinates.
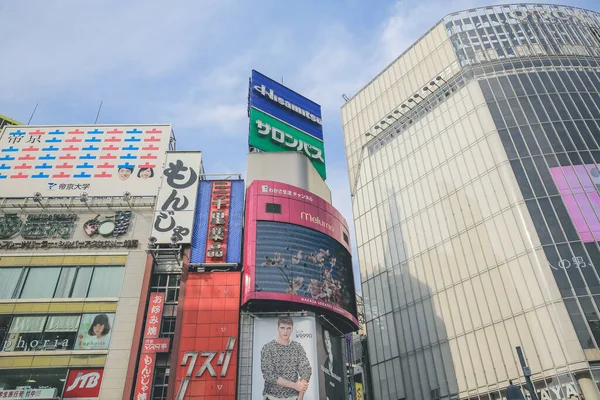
[132,353,156,400]
[145,293,165,338]
[63,368,103,399]
[174,272,240,399]
[142,337,170,354]
[205,181,232,263]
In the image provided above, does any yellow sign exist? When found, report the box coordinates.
[355,383,364,400]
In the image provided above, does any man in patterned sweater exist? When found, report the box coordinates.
[261,317,312,400]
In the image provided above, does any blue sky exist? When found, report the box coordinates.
[2,0,599,294]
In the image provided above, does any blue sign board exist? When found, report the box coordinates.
[190,180,244,265]
[250,70,323,141]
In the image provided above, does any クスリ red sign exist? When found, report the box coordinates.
[63,368,103,399]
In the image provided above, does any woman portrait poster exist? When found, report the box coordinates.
[75,313,115,350]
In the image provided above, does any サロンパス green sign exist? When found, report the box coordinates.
[249,107,326,179]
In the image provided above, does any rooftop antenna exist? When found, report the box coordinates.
[94,100,104,124]
[342,94,350,102]
[27,103,38,125]
[281,76,284,84]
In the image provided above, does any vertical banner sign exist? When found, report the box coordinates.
[144,293,165,339]
[133,353,157,400]
[151,152,202,244]
[133,293,168,399]
[205,181,231,264]
[63,369,104,399]
[174,272,241,400]
[355,383,363,400]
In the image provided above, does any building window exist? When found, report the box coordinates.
[265,203,282,214]
[150,274,181,303]
[0,266,125,300]
[0,368,68,398]
[152,366,169,400]
[3,315,80,352]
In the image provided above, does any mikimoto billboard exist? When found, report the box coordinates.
[242,180,359,330]
[0,124,171,197]
[249,70,323,141]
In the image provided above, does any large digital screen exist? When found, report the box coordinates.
[550,164,600,242]
[243,180,358,327]
[255,221,355,316]
[249,70,323,141]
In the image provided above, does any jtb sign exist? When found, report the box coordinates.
[249,70,323,142]
[63,368,103,399]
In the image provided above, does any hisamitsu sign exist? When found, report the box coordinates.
[249,70,323,141]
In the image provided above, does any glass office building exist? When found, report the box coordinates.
[342,4,600,399]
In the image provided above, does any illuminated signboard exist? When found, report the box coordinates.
[151,152,202,245]
[0,125,171,197]
[249,107,326,179]
[174,272,240,400]
[250,70,323,141]
[190,180,244,265]
[63,368,104,399]
[242,180,358,328]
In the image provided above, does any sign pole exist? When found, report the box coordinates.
[516,346,538,400]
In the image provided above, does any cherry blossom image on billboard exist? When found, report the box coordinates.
[254,221,357,319]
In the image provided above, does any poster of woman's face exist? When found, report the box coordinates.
[75,313,115,350]
[316,323,345,400]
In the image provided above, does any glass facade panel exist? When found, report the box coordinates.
[344,3,600,399]
[87,266,125,298]
[19,268,60,299]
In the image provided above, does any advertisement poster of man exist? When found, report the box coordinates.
[75,313,115,350]
[316,323,345,400]
[253,316,319,400]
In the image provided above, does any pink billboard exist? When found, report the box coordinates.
[243,180,358,327]
[550,164,600,242]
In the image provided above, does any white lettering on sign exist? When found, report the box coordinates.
[66,372,101,392]
[507,7,592,24]
[1,337,69,352]
[300,211,335,232]
[256,119,324,162]
[253,84,322,125]
[175,337,236,400]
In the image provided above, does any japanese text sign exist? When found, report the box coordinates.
[151,152,202,244]
[133,353,156,400]
[142,337,170,354]
[205,181,231,263]
[145,293,165,339]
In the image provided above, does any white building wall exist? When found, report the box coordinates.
[342,23,586,400]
